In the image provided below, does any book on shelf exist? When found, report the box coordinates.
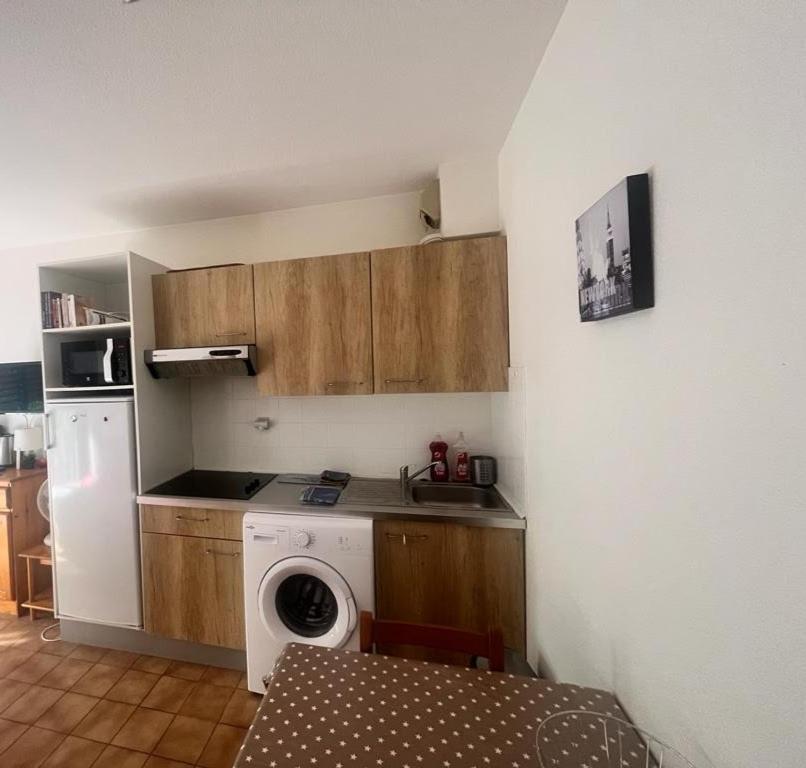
[39,292,124,329]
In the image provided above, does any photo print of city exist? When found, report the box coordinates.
[576,177,634,321]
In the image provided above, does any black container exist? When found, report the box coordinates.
[470,455,497,488]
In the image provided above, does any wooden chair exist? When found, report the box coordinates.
[359,611,505,672]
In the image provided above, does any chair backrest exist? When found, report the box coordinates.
[359,611,505,672]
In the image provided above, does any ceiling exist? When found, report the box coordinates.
[0,0,565,249]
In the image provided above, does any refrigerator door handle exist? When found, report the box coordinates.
[102,338,114,384]
[44,412,54,449]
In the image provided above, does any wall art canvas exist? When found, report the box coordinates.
[576,173,653,321]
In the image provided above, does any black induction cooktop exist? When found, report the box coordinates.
[147,470,276,501]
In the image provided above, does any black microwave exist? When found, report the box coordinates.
[61,338,133,387]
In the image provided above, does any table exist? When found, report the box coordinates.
[235,644,639,768]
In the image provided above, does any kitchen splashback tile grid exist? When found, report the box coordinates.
[190,379,493,477]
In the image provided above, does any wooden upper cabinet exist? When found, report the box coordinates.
[253,252,373,396]
[371,236,509,393]
[152,265,256,348]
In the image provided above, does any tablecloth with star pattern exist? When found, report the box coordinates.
[235,643,641,768]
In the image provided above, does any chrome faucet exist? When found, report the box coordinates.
[399,461,440,502]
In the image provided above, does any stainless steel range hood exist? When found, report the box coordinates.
[144,346,257,379]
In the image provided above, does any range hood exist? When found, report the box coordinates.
[145,346,257,379]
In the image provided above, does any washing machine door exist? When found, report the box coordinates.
[257,556,357,648]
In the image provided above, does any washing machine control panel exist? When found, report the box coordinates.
[293,530,314,549]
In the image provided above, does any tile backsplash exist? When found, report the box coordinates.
[191,378,494,478]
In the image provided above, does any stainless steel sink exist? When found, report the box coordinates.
[409,483,506,510]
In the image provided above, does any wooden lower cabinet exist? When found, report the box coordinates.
[141,504,243,541]
[0,470,48,608]
[141,531,245,650]
[373,520,525,661]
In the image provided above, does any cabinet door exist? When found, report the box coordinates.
[140,505,243,541]
[254,252,373,396]
[374,520,525,655]
[152,265,256,348]
[142,532,245,649]
[371,236,509,393]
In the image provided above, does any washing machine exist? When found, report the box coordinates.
[243,512,374,693]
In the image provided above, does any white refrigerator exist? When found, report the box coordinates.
[46,397,142,628]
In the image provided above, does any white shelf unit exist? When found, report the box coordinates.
[46,385,135,395]
[37,252,193,493]
[42,322,131,336]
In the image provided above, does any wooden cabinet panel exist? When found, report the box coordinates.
[152,265,255,348]
[0,472,49,610]
[371,236,509,393]
[141,505,243,541]
[374,520,524,656]
[0,513,12,600]
[142,532,245,650]
[254,252,373,396]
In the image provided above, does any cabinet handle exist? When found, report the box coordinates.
[205,549,241,557]
[175,514,209,523]
[326,381,364,388]
[215,331,247,337]
[384,378,426,385]
[385,533,429,545]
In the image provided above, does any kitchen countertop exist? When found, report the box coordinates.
[137,475,526,529]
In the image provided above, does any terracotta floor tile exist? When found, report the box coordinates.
[10,634,54,656]
[0,678,31,711]
[35,691,100,733]
[165,660,208,681]
[41,735,105,768]
[0,725,64,767]
[0,648,34,677]
[112,707,174,753]
[70,663,125,697]
[68,645,107,663]
[2,684,64,724]
[37,639,78,658]
[6,652,62,684]
[0,621,30,645]
[0,617,254,767]
[219,689,260,728]
[38,657,94,690]
[93,744,149,768]
[143,757,194,768]
[197,723,247,768]
[0,716,27,752]
[98,648,140,669]
[201,666,242,688]
[178,683,232,722]
[72,698,135,743]
[105,669,160,705]
[140,675,195,713]
[132,655,172,675]
[153,714,215,764]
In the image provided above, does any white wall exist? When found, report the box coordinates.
[498,1,805,766]
[191,378,492,478]
[0,191,423,363]
[438,156,500,237]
